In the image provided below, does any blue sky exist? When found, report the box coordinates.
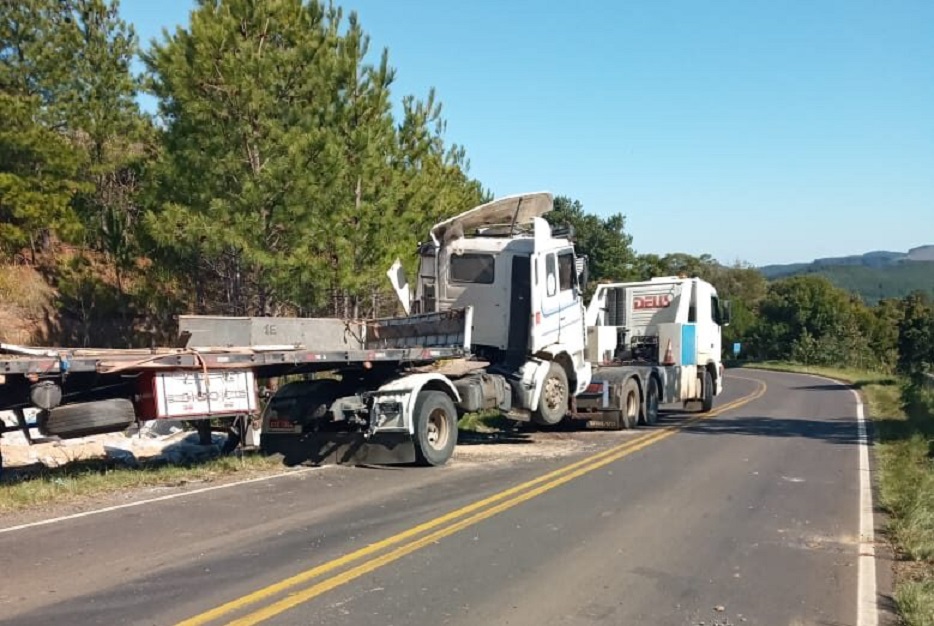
[121,0,933,266]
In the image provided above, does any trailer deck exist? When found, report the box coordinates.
[0,308,472,411]
[0,343,468,377]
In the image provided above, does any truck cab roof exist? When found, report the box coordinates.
[430,192,554,245]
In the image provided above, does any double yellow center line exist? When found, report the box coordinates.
[180,376,766,626]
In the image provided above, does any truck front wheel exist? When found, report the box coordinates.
[532,362,569,427]
[413,391,458,466]
[700,369,714,413]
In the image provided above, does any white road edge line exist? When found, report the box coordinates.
[769,370,878,626]
[0,466,325,535]
[853,385,879,626]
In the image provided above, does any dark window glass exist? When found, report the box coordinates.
[450,254,495,284]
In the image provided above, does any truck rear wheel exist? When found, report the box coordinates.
[619,378,640,429]
[413,391,457,466]
[642,376,660,425]
[38,398,136,439]
[532,362,569,427]
[700,369,714,413]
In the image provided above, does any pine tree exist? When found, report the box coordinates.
[0,0,86,260]
[145,0,486,318]
[62,0,150,293]
[145,0,349,315]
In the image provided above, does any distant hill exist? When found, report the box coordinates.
[759,246,934,302]
[907,245,934,261]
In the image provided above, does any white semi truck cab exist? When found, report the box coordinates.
[393,191,592,426]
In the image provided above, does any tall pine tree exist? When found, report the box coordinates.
[0,0,86,260]
[145,0,485,317]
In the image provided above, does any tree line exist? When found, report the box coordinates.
[548,197,933,379]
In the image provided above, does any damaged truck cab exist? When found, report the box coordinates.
[402,192,592,424]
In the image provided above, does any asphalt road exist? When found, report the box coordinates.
[0,369,874,626]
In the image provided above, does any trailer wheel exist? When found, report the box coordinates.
[413,391,457,466]
[533,362,569,427]
[620,378,640,429]
[642,376,660,425]
[700,369,714,413]
[38,399,136,439]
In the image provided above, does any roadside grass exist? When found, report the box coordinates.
[457,409,514,433]
[898,579,934,626]
[0,451,286,516]
[738,361,934,625]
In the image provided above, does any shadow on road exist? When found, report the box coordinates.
[683,415,862,445]
[791,379,897,392]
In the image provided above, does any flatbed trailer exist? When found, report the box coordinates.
[0,309,473,471]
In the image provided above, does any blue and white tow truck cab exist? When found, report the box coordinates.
[570,276,731,429]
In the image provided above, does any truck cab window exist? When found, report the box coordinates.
[711,295,722,325]
[450,253,495,284]
[546,254,558,296]
[558,251,576,292]
[688,292,697,322]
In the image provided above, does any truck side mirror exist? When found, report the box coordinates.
[576,255,589,291]
[721,300,732,327]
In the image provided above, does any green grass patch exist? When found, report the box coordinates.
[738,361,934,625]
[897,579,934,626]
[0,452,286,515]
[458,410,514,433]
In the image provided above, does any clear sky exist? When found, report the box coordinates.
[121,0,934,266]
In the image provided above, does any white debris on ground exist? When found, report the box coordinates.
[1,411,229,470]
[452,430,610,464]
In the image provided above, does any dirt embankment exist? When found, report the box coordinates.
[0,264,54,345]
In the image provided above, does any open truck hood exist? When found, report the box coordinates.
[430,192,554,245]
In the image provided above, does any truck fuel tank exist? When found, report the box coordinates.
[453,374,512,413]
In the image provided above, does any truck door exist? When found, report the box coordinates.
[507,255,532,354]
[695,283,723,366]
[531,248,585,354]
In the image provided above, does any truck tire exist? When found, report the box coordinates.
[532,362,569,427]
[700,369,714,413]
[38,398,136,439]
[413,391,457,466]
[619,378,640,429]
[641,376,660,425]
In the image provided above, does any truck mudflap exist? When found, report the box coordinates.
[570,379,625,429]
[262,432,416,466]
